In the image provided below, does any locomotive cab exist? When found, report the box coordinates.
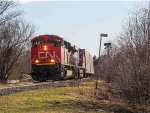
[31,35,63,81]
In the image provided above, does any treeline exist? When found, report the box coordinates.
[0,1,35,83]
[99,3,150,110]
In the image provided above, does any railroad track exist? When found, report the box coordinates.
[0,78,93,96]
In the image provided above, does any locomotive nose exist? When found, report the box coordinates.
[38,45,48,51]
[39,44,55,51]
[43,45,48,51]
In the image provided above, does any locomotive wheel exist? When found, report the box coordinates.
[54,74,61,81]
[73,69,79,79]
[60,71,64,80]
[39,71,47,82]
[39,76,46,82]
[31,72,40,81]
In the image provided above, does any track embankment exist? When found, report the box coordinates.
[0,78,93,96]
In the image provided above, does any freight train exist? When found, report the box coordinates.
[31,34,94,81]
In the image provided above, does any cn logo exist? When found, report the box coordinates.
[38,52,55,59]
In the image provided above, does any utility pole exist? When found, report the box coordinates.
[95,33,108,89]
[104,42,112,82]
[148,1,150,59]
[104,43,111,58]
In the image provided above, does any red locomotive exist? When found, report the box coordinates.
[31,34,94,81]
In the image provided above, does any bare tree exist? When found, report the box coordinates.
[0,1,35,83]
[114,6,150,105]
[0,1,21,26]
[10,49,31,81]
[99,3,150,109]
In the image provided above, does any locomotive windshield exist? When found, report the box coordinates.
[48,39,61,47]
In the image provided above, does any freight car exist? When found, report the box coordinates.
[31,34,94,81]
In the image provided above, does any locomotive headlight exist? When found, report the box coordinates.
[43,45,48,51]
[35,59,39,63]
[50,59,55,63]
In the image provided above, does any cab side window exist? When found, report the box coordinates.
[32,39,45,48]
[32,41,37,48]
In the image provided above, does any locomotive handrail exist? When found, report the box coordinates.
[31,54,37,62]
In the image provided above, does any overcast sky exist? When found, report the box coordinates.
[14,0,147,56]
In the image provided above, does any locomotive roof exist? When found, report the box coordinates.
[31,34,62,41]
[31,34,87,52]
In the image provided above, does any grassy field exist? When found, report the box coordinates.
[0,81,123,113]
